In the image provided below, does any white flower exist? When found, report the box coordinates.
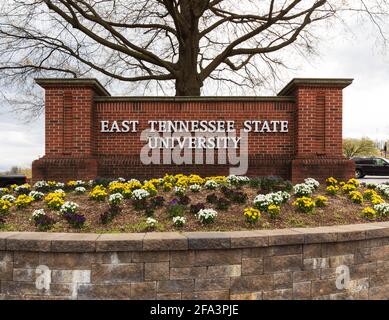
[146,217,158,227]
[109,193,124,205]
[32,209,46,219]
[253,191,290,210]
[60,201,79,215]
[54,189,65,194]
[75,187,87,194]
[196,209,217,224]
[1,194,16,203]
[75,180,85,187]
[29,191,44,201]
[204,180,218,190]
[118,177,126,182]
[88,180,94,187]
[173,216,186,227]
[227,175,250,185]
[293,183,315,196]
[374,203,389,217]
[189,184,202,192]
[14,184,31,194]
[131,189,150,200]
[304,178,320,189]
[34,181,49,189]
[174,186,186,195]
[128,178,141,184]
[56,182,65,188]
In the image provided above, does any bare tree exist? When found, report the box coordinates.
[0,0,388,116]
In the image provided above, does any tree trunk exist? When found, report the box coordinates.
[175,0,203,96]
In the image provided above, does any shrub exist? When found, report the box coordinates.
[14,195,34,209]
[204,180,218,190]
[326,185,339,196]
[229,191,248,204]
[347,178,360,187]
[89,186,108,201]
[190,203,205,214]
[349,191,363,204]
[374,203,389,217]
[342,183,357,194]
[146,217,158,229]
[14,184,31,195]
[248,178,261,189]
[361,207,378,220]
[206,193,218,204]
[267,204,281,219]
[75,187,87,194]
[293,197,316,214]
[34,181,50,193]
[29,191,44,201]
[215,197,231,211]
[304,178,320,190]
[31,209,54,231]
[167,199,186,218]
[326,177,338,186]
[371,194,385,205]
[363,189,377,201]
[177,195,191,206]
[189,184,202,192]
[293,183,314,197]
[63,212,86,228]
[150,196,165,208]
[172,216,186,228]
[1,194,16,203]
[315,196,328,207]
[109,193,124,206]
[60,201,79,215]
[196,209,217,224]
[0,199,12,215]
[243,207,261,224]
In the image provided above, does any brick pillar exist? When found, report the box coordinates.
[278,79,355,183]
[32,79,110,182]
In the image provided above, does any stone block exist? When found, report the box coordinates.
[132,251,169,263]
[207,264,241,278]
[51,233,99,252]
[194,249,241,266]
[230,292,262,300]
[182,290,229,300]
[51,270,91,284]
[293,281,311,299]
[186,232,230,250]
[92,263,143,283]
[241,258,263,276]
[170,267,207,280]
[194,278,230,291]
[39,253,96,269]
[230,275,273,293]
[273,272,292,289]
[157,279,194,293]
[293,270,320,282]
[144,262,170,281]
[7,233,57,252]
[264,254,303,273]
[77,284,131,300]
[303,257,329,270]
[229,231,268,249]
[263,289,293,300]
[131,282,156,300]
[170,251,195,268]
[329,254,354,268]
[96,233,144,252]
[143,232,187,251]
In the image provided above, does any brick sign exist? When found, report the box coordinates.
[32,78,355,183]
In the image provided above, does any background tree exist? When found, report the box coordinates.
[343,138,381,159]
[0,0,388,118]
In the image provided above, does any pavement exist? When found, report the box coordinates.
[358,176,389,184]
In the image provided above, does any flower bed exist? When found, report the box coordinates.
[0,175,389,233]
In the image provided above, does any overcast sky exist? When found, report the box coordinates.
[0,17,388,172]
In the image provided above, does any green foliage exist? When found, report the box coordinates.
[343,138,380,159]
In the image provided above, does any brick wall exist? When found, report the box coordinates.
[1,223,389,300]
[32,78,355,183]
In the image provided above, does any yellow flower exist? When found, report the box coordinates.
[0,199,12,214]
[315,196,328,207]
[244,207,261,224]
[349,191,363,204]
[293,197,316,214]
[89,186,107,201]
[361,207,377,220]
[14,195,34,209]
[326,177,338,186]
